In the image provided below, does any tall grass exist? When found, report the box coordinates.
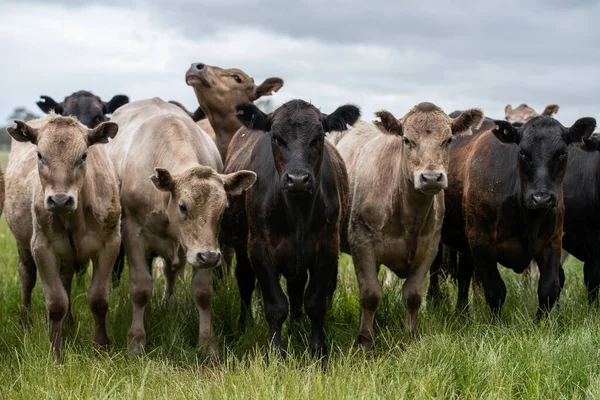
[0,148,599,399]
[0,216,599,399]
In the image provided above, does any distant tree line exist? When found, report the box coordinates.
[0,107,39,149]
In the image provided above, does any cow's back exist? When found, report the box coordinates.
[108,98,221,184]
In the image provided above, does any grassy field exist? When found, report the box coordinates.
[0,153,600,398]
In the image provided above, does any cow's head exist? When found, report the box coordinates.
[235,99,359,196]
[150,166,256,268]
[37,91,129,128]
[374,102,484,195]
[493,116,596,210]
[185,63,283,117]
[7,115,118,214]
[505,103,559,124]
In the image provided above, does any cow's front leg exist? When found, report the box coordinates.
[535,238,562,318]
[32,233,68,361]
[191,266,219,361]
[124,221,153,355]
[305,252,336,364]
[352,242,380,351]
[583,246,600,304]
[403,248,436,338]
[471,242,505,318]
[250,241,288,358]
[88,235,120,349]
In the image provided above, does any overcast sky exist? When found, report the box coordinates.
[1,0,600,126]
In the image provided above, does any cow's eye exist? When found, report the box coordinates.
[519,150,530,162]
[232,74,242,83]
[272,135,287,147]
[81,152,88,162]
[179,203,188,214]
[404,137,414,147]
[443,137,453,147]
[310,137,324,147]
[37,152,42,161]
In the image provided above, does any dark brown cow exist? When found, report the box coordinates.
[441,116,595,317]
[222,99,359,365]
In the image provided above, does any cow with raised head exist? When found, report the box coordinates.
[335,103,484,350]
[36,91,129,129]
[106,98,256,357]
[223,99,359,363]
[5,115,121,360]
[185,63,283,161]
[441,115,595,317]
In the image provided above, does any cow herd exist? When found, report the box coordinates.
[1,62,598,366]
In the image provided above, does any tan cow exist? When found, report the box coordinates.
[336,103,483,350]
[5,115,121,360]
[185,63,283,161]
[106,98,256,357]
[505,103,559,124]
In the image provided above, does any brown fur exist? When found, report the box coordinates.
[505,103,559,123]
[5,114,121,360]
[106,98,255,358]
[186,63,283,161]
[336,103,483,349]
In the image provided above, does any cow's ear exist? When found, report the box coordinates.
[103,95,129,114]
[583,134,600,151]
[564,117,596,145]
[324,104,361,133]
[36,96,63,115]
[451,108,484,136]
[504,104,513,117]
[373,110,403,136]
[7,120,38,144]
[87,121,118,146]
[150,168,176,192]
[254,77,284,99]
[492,120,521,144]
[542,104,559,117]
[235,102,271,131]
[221,170,257,196]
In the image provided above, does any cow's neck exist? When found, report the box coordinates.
[202,105,241,159]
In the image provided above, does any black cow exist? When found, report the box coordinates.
[562,134,600,302]
[222,99,359,363]
[37,91,129,128]
[440,116,596,317]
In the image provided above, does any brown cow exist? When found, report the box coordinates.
[185,63,283,161]
[106,98,256,357]
[336,103,484,349]
[5,115,121,360]
[505,103,559,124]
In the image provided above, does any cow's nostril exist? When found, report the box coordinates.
[47,197,55,207]
[195,63,205,70]
[302,174,310,184]
[65,197,74,207]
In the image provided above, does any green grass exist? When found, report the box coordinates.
[1,149,600,398]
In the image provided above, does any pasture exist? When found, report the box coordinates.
[0,142,597,399]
